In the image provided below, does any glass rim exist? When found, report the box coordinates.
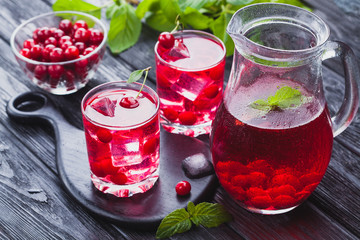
[81,81,160,130]
[10,10,108,66]
[227,3,330,55]
[154,30,226,72]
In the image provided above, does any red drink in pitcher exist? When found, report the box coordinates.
[211,77,333,213]
[155,30,226,137]
[82,82,160,197]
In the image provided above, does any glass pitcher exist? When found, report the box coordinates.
[210,3,359,214]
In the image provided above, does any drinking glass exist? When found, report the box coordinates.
[81,81,160,197]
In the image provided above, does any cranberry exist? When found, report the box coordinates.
[64,69,76,90]
[120,96,139,109]
[60,41,73,51]
[20,48,31,58]
[42,44,56,61]
[175,181,191,196]
[143,137,159,155]
[110,172,127,185]
[49,47,64,62]
[59,19,73,34]
[163,108,178,121]
[53,29,65,40]
[83,47,98,62]
[44,37,57,46]
[158,32,175,49]
[178,111,197,125]
[204,85,219,99]
[58,36,72,46]
[74,42,86,54]
[74,55,88,68]
[32,28,40,43]
[73,20,88,30]
[97,129,112,143]
[34,65,47,80]
[73,28,90,43]
[23,39,35,49]
[37,27,52,42]
[30,44,43,60]
[48,64,64,79]
[89,28,104,45]
[64,46,80,60]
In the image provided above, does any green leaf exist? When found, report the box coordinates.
[190,202,232,228]
[160,0,182,22]
[187,201,196,216]
[135,0,161,19]
[182,7,214,30]
[227,0,255,5]
[52,0,101,19]
[210,11,234,57]
[178,0,209,11]
[106,3,118,19]
[156,208,192,239]
[250,99,271,112]
[107,3,142,54]
[145,11,176,32]
[267,86,303,109]
[127,69,144,83]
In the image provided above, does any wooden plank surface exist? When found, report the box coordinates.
[0,0,359,239]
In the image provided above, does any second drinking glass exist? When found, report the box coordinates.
[155,30,226,137]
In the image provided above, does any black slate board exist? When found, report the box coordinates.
[6,91,218,230]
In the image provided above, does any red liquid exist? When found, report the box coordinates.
[82,88,160,197]
[211,80,333,212]
[155,31,225,136]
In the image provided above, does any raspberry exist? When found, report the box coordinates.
[268,185,296,199]
[248,195,272,209]
[246,187,268,199]
[247,172,267,187]
[231,174,250,189]
[272,195,297,209]
[175,181,191,196]
[247,159,273,176]
[303,182,319,193]
[158,32,175,49]
[96,129,112,143]
[299,172,322,187]
[178,111,197,125]
[271,173,301,190]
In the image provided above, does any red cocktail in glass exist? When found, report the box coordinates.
[155,30,226,137]
[82,81,160,197]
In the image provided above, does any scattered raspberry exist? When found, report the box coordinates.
[272,195,297,209]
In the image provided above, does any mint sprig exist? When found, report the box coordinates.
[250,86,308,112]
[53,0,310,56]
[156,202,232,239]
[127,67,151,98]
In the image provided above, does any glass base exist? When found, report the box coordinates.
[161,119,212,137]
[91,168,159,197]
[244,205,298,215]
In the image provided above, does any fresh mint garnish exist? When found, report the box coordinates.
[156,202,232,239]
[127,67,151,98]
[250,86,307,112]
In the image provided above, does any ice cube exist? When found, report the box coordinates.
[171,73,208,101]
[91,97,116,117]
[182,153,214,179]
[167,40,190,61]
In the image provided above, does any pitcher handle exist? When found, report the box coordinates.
[323,41,360,137]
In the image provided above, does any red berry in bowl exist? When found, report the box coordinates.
[73,20,88,30]
[37,27,52,42]
[58,35,72,46]
[20,48,31,58]
[65,46,80,60]
[49,47,64,62]
[42,44,56,61]
[175,181,191,196]
[44,37,57,46]
[89,28,104,45]
[48,64,64,79]
[75,55,88,68]
[34,65,47,80]
[61,40,73,51]
[23,39,35,49]
[74,42,86,54]
[53,29,65,40]
[120,96,139,109]
[59,19,73,34]
[74,28,90,43]
[30,44,43,60]
[158,32,175,49]
[32,28,40,43]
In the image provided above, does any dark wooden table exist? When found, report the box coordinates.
[1,0,360,239]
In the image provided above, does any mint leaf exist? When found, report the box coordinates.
[250,86,307,112]
[178,0,209,11]
[135,0,160,19]
[160,0,181,22]
[52,0,101,19]
[187,201,196,216]
[145,11,176,32]
[107,3,141,54]
[182,7,214,30]
[227,0,255,5]
[156,208,192,239]
[106,3,118,19]
[190,202,232,228]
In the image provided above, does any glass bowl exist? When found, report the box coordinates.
[10,11,107,95]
